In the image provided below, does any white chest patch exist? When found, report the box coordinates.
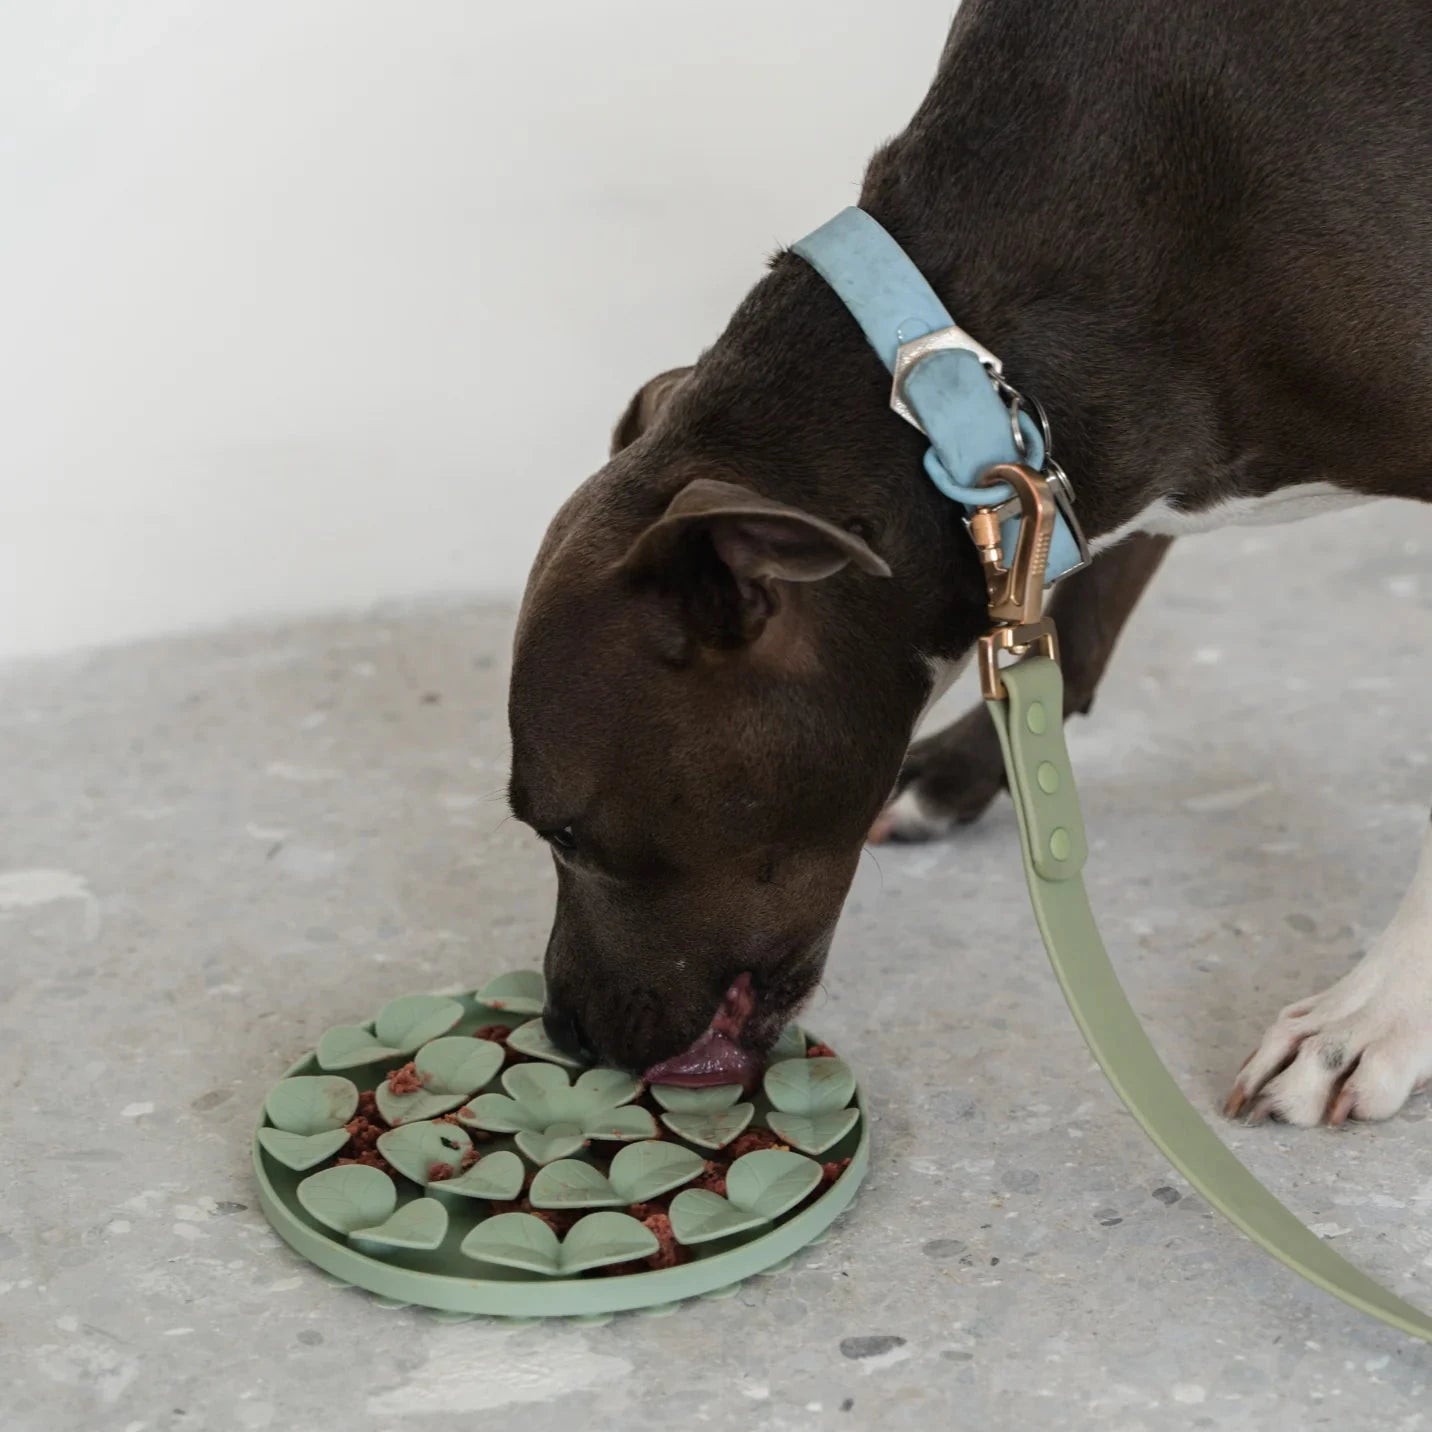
[919,652,971,726]
[1093,481,1378,552]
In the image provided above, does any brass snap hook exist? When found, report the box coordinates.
[972,463,1061,700]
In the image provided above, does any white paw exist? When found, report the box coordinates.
[1225,939,1432,1126]
[1227,821,1432,1127]
[869,784,957,845]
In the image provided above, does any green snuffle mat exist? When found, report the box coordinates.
[254,970,868,1317]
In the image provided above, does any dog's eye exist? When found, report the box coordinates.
[540,827,578,855]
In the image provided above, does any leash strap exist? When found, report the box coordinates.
[797,203,1430,1337]
[791,208,1088,584]
[989,656,1432,1342]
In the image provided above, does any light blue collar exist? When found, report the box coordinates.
[791,207,1089,585]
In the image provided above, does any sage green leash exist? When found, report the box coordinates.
[987,655,1432,1342]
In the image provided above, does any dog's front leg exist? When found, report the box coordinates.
[875,532,1173,841]
[1227,816,1432,1126]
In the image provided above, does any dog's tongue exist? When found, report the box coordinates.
[643,973,761,1088]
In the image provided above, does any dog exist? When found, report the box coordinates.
[507,0,1432,1124]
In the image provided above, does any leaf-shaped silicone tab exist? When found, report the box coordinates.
[415,1036,504,1094]
[264,1076,359,1135]
[257,1127,350,1172]
[375,1120,472,1185]
[504,1017,586,1069]
[437,1149,525,1202]
[459,1212,562,1275]
[649,1083,745,1113]
[372,994,464,1052]
[315,1025,404,1071]
[765,1107,861,1157]
[725,1149,823,1219]
[351,1196,449,1251]
[375,1036,506,1124]
[297,1165,397,1235]
[501,1061,571,1103]
[607,1141,706,1202]
[529,1160,623,1209]
[460,1092,541,1134]
[473,969,546,1017]
[462,1209,657,1277]
[514,1126,588,1166]
[762,1057,856,1117]
[667,1189,768,1247]
[770,1023,807,1061]
[559,1212,659,1275]
[581,1105,656,1142]
[375,1085,470,1127]
[659,1103,754,1150]
[572,1067,642,1109]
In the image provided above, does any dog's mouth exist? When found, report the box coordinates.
[642,972,763,1088]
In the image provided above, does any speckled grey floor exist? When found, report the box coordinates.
[4,503,1432,1431]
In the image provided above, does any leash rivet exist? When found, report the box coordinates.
[1049,828,1072,862]
[1037,762,1060,795]
[1025,703,1047,735]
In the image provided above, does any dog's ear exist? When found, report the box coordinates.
[611,367,694,455]
[620,478,890,647]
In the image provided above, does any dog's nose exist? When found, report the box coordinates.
[543,1004,597,1062]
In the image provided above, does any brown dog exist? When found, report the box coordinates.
[508,0,1432,1121]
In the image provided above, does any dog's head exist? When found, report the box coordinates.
[507,363,972,1082]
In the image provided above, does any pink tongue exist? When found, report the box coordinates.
[643,1029,762,1088]
[643,973,761,1088]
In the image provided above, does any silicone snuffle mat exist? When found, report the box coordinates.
[253,969,869,1317]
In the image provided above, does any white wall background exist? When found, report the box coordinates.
[0,1,957,659]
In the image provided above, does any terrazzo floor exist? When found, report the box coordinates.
[4,501,1432,1430]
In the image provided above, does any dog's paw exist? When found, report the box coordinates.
[869,782,960,844]
[1224,955,1432,1127]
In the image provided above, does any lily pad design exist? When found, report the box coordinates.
[529,1141,706,1210]
[668,1149,823,1247]
[435,1149,525,1202]
[462,1063,653,1162]
[374,1036,504,1125]
[766,1106,861,1156]
[460,1211,658,1277]
[351,1197,449,1251]
[725,1149,824,1218]
[664,1189,767,1245]
[649,1083,745,1114]
[528,1159,625,1210]
[504,1017,586,1069]
[376,1120,473,1185]
[608,1140,707,1201]
[257,1127,351,1172]
[473,969,546,1017]
[297,1164,397,1235]
[763,1056,856,1116]
[264,1075,358,1135]
[315,994,465,1071]
[659,1103,754,1151]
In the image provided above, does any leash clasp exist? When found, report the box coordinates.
[974,462,1061,700]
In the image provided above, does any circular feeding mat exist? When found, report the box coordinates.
[253,970,869,1317]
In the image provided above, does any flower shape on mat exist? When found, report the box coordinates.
[461,1063,655,1164]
